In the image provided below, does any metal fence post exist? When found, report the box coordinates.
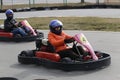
[0,0,3,10]
[29,0,31,8]
[12,0,13,9]
[46,0,48,8]
[63,0,67,6]
[81,0,85,3]
[33,0,35,7]
[0,0,1,9]
[96,0,99,5]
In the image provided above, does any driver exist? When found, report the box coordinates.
[4,9,30,37]
[48,20,85,60]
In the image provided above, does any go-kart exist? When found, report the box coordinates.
[0,20,44,42]
[18,33,111,71]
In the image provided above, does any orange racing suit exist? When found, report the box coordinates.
[48,31,73,52]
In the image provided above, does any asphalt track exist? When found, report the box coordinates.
[0,30,119,80]
[0,9,120,19]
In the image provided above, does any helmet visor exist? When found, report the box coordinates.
[54,26,61,31]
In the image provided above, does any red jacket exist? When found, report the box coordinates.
[48,31,73,52]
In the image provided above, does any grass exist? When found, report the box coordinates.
[1,17,120,31]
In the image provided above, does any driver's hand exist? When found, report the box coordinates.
[17,22,23,27]
[14,22,19,27]
[64,38,75,43]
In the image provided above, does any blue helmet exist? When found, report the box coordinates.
[49,20,63,35]
[5,9,14,20]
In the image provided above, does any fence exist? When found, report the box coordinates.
[0,0,120,10]
[0,0,104,5]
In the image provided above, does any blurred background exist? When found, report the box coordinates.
[0,0,120,10]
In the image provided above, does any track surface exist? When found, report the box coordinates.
[0,9,120,19]
[0,30,119,80]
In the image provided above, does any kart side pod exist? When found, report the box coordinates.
[0,32,13,38]
[35,51,61,62]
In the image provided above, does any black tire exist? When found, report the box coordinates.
[60,57,73,63]
[0,77,18,80]
[37,32,44,38]
[18,50,36,64]
[35,38,42,50]
[21,50,34,57]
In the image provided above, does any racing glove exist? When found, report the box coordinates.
[64,37,75,43]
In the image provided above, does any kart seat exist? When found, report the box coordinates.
[36,38,55,52]
[41,38,48,46]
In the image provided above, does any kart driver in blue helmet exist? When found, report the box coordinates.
[48,19,86,60]
[4,9,30,37]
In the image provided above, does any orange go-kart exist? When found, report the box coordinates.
[18,33,111,71]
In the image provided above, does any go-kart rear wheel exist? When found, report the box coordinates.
[37,32,44,38]
[21,50,35,57]
[18,50,36,64]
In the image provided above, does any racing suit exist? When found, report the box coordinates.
[48,31,80,59]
